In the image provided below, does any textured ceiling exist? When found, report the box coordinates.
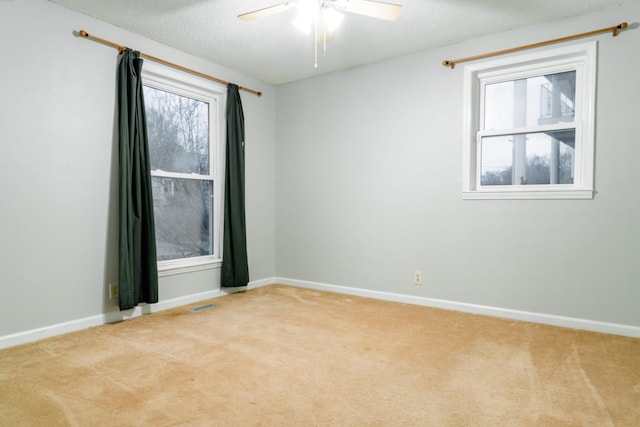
[49,0,636,84]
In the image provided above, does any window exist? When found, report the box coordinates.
[462,42,596,199]
[142,62,225,274]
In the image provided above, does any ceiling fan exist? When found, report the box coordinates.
[238,0,402,67]
[238,0,402,23]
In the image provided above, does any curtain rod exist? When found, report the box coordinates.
[77,30,262,97]
[442,22,628,69]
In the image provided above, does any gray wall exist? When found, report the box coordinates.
[0,0,276,337]
[275,3,640,327]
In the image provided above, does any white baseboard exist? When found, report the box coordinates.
[274,277,640,338]
[245,277,276,290]
[3,276,638,350]
[0,279,272,350]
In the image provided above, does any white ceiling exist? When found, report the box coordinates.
[50,0,636,84]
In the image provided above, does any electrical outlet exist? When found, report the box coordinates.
[109,283,119,300]
[414,271,423,285]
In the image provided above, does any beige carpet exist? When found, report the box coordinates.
[1,284,639,426]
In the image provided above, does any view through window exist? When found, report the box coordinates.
[480,71,576,186]
[143,85,215,262]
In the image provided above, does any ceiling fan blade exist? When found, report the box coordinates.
[342,0,402,21]
[238,2,293,21]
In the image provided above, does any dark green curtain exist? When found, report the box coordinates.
[117,48,159,310]
[221,84,249,287]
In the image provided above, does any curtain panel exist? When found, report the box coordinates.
[117,49,159,310]
[221,84,249,287]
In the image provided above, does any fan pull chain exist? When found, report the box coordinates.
[314,21,318,68]
[323,24,327,57]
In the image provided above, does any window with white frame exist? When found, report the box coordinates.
[142,62,225,274]
[462,42,596,199]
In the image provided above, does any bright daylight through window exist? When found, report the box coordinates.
[462,42,596,199]
[142,63,223,272]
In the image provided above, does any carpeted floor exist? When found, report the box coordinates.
[1,284,639,426]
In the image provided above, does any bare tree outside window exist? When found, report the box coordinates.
[143,85,214,261]
[480,131,574,186]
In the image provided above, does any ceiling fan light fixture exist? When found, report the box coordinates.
[322,7,344,32]
[333,0,350,11]
[293,16,313,33]
[293,0,320,33]
[297,0,320,20]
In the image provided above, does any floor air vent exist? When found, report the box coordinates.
[189,303,217,313]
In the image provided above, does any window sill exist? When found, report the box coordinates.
[158,257,222,277]
[463,188,593,200]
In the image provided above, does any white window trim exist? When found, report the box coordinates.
[157,257,220,278]
[462,42,597,200]
[142,61,226,274]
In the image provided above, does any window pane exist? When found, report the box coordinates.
[481,130,575,186]
[152,177,213,261]
[144,86,210,175]
[484,71,576,130]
